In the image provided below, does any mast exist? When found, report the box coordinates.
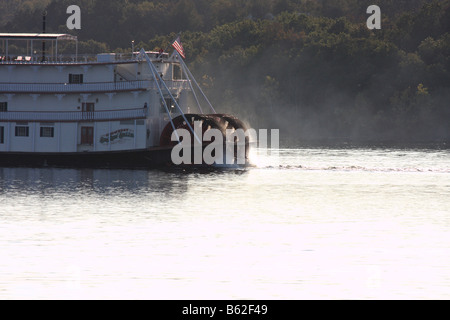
[42,11,47,62]
[175,51,217,114]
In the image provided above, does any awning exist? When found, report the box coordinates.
[0,33,77,41]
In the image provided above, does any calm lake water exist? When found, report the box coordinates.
[1,145,449,300]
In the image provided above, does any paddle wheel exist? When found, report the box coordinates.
[159,113,250,166]
[159,114,224,147]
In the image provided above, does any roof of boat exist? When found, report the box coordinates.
[0,33,77,41]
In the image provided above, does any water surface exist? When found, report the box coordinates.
[1,146,449,299]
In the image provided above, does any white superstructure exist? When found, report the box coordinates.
[0,33,193,156]
[0,33,249,168]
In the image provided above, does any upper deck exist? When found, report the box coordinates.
[0,32,174,66]
[0,34,193,119]
[0,51,172,66]
[0,51,185,96]
[0,34,185,95]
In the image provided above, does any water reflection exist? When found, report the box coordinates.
[0,168,191,196]
[0,148,449,300]
[0,167,249,195]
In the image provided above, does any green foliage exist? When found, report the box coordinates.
[0,0,51,25]
[2,0,450,141]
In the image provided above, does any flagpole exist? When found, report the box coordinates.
[175,51,217,114]
[172,35,186,59]
[159,33,182,58]
[170,36,217,114]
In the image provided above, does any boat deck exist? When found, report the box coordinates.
[0,52,172,66]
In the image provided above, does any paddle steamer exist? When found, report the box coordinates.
[0,33,249,168]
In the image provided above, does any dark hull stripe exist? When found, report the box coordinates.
[0,148,173,169]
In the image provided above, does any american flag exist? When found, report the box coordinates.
[172,36,186,59]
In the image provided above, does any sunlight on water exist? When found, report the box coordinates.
[0,147,449,299]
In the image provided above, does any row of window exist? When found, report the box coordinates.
[69,74,84,84]
[0,102,94,112]
[0,125,54,143]
[16,126,54,138]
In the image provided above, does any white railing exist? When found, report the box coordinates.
[0,80,189,93]
[0,80,151,93]
[0,52,171,65]
[158,80,190,91]
[0,54,132,65]
[0,108,147,122]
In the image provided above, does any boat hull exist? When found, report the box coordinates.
[0,145,251,169]
[0,148,174,169]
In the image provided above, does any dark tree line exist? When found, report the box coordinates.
[3,0,450,142]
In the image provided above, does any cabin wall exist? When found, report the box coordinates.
[0,57,191,153]
[0,92,151,112]
[0,121,78,153]
[94,120,147,152]
[0,64,115,84]
[0,123,10,152]
[60,123,78,152]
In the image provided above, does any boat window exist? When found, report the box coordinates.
[0,126,4,144]
[69,74,84,84]
[40,127,55,138]
[15,125,29,137]
[81,126,94,145]
[161,98,177,114]
[81,103,95,121]
[120,120,134,125]
[0,102,7,112]
[173,64,183,80]
[82,102,95,112]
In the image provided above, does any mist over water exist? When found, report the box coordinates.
[1,145,449,300]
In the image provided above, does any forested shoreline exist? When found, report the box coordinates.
[2,0,450,143]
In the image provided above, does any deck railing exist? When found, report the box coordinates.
[0,80,189,93]
[0,52,170,65]
[0,107,148,122]
[0,80,151,93]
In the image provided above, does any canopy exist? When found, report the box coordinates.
[0,33,78,62]
[0,33,77,41]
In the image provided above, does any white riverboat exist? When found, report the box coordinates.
[0,33,250,168]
